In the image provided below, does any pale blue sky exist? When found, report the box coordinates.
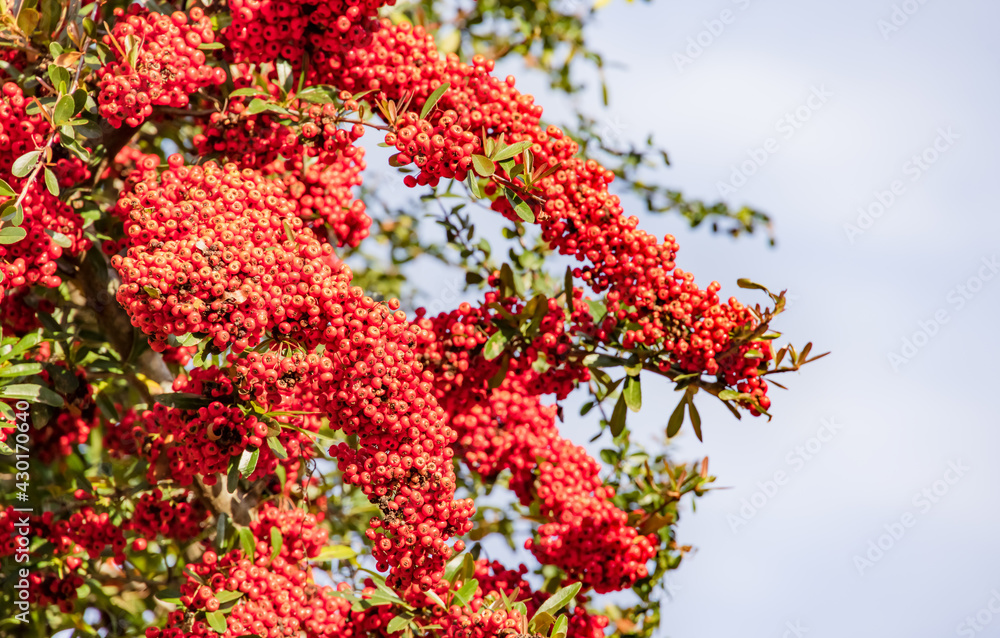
[548,1,1000,637]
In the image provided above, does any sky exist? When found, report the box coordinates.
[513,1,1000,637]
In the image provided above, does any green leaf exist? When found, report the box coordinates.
[482,331,508,361]
[736,278,770,293]
[205,610,227,634]
[53,95,75,126]
[72,88,88,115]
[425,590,447,610]
[666,396,686,438]
[534,582,582,619]
[689,401,703,442]
[453,579,478,607]
[0,383,63,407]
[269,526,282,562]
[386,616,409,634]
[717,389,741,401]
[623,375,642,412]
[314,545,356,561]
[609,393,627,437]
[215,513,228,552]
[47,230,72,248]
[229,87,266,98]
[466,171,482,199]
[238,447,259,478]
[1,202,24,227]
[528,611,556,633]
[503,188,535,223]
[11,151,39,178]
[265,435,287,459]
[214,590,244,604]
[9,333,42,359]
[239,528,255,562]
[0,439,13,455]
[198,42,224,49]
[154,392,211,410]
[550,614,569,638]
[471,154,495,177]
[154,587,182,604]
[295,85,338,104]
[419,82,450,119]
[487,353,509,389]
[0,226,26,244]
[246,98,268,115]
[492,140,533,162]
[0,178,15,198]
[0,363,43,377]
[442,556,464,583]
[43,168,59,196]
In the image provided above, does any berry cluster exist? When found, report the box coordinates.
[97,6,224,129]
[129,489,208,542]
[193,93,371,247]
[146,526,354,638]
[66,507,128,565]
[29,570,84,614]
[0,82,91,296]
[113,158,473,592]
[414,296,655,593]
[319,20,772,407]
[133,400,274,487]
[0,288,54,334]
[222,0,390,67]
[250,502,328,561]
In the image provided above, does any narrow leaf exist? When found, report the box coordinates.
[269,526,282,562]
[420,82,450,119]
[689,400,703,442]
[534,582,582,619]
[0,383,63,407]
[239,528,255,562]
[0,363,43,377]
[623,375,642,412]
[492,140,533,162]
[43,167,59,196]
[453,578,478,607]
[666,396,686,438]
[314,545,357,561]
[609,393,627,437]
